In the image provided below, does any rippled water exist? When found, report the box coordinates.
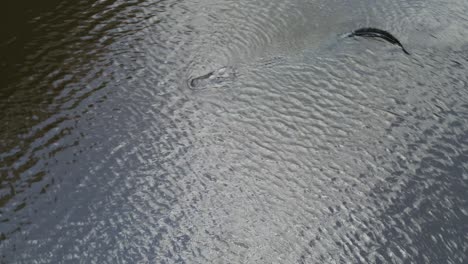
[1,0,468,263]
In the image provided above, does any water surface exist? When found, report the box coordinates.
[1,0,468,263]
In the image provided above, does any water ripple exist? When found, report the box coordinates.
[1,0,468,263]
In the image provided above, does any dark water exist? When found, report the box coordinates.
[1,0,468,263]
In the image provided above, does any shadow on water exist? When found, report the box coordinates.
[0,0,161,242]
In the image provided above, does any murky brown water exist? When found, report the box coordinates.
[1,0,468,263]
